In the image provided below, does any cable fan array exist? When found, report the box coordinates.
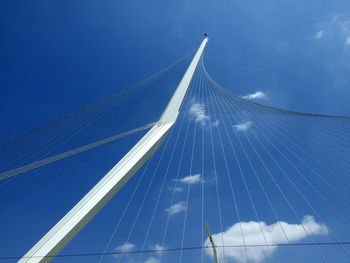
[89,58,349,263]
[0,54,349,263]
[0,53,193,211]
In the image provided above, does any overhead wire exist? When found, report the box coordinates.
[2,241,350,261]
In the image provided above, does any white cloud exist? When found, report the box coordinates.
[205,215,328,263]
[115,241,135,252]
[144,257,159,263]
[234,121,252,132]
[189,100,209,126]
[179,174,202,184]
[315,30,325,39]
[242,91,267,100]
[165,201,186,216]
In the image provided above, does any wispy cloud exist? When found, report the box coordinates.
[115,241,135,252]
[315,14,350,53]
[336,16,350,47]
[205,215,328,263]
[234,121,252,132]
[165,201,186,216]
[170,186,183,192]
[144,257,159,263]
[315,30,325,39]
[179,174,202,184]
[189,100,209,126]
[169,174,202,194]
[242,91,267,100]
[189,99,219,127]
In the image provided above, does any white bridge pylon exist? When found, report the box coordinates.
[19,37,208,263]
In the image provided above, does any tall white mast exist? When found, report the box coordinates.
[20,36,208,263]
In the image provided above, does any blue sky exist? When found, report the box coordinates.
[1,1,350,262]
